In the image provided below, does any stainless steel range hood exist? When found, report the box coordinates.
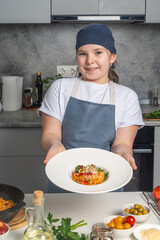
[51,0,145,23]
[51,15,145,23]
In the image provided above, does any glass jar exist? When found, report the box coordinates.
[90,223,114,240]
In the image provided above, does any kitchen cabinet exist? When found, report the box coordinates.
[51,0,98,15]
[0,128,48,193]
[0,0,50,24]
[99,0,145,15]
[146,0,160,23]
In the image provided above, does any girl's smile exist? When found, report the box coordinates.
[77,44,117,84]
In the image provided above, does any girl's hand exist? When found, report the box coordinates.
[43,143,66,164]
[116,152,137,170]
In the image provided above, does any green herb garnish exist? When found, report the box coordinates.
[46,213,88,240]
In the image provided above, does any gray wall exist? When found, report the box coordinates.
[0,23,160,99]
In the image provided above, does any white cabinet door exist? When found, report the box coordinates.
[52,0,98,15]
[99,0,145,15]
[146,0,160,23]
[0,0,50,23]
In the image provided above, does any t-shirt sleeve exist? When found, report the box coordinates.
[118,90,144,128]
[37,80,63,122]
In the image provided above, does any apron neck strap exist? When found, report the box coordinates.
[71,78,115,105]
[71,78,81,97]
[109,80,115,105]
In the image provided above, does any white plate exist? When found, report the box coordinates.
[134,224,160,240]
[45,148,133,194]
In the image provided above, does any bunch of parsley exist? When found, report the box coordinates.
[46,213,89,240]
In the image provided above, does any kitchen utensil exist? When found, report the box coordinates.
[45,148,133,194]
[0,184,26,222]
[1,76,23,111]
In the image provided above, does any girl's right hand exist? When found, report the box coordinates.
[43,143,66,164]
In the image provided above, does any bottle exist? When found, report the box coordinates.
[35,72,43,106]
[153,88,159,106]
[90,223,114,240]
[24,190,53,240]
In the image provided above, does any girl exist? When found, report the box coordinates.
[38,23,144,192]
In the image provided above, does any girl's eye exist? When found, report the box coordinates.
[96,51,102,55]
[78,52,86,56]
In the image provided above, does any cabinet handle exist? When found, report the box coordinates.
[133,149,152,154]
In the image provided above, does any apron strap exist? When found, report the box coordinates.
[71,78,115,105]
[109,81,115,105]
[71,78,81,97]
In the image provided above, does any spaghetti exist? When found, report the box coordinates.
[72,164,109,185]
[0,197,17,211]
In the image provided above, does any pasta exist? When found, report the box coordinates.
[72,164,109,185]
[0,197,17,211]
[140,228,160,240]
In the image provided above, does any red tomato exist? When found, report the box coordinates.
[158,200,160,209]
[126,216,135,226]
[0,220,7,235]
[0,227,7,235]
[152,186,160,200]
[0,220,5,229]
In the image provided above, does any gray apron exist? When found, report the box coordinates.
[48,78,121,193]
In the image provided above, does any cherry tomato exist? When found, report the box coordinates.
[0,220,5,229]
[124,223,131,229]
[115,216,124,223]
[107,222,115,228]
[114,222,124,230]
[126,216,135,226]
[0,220,7,235]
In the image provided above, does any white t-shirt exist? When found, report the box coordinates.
[38,77,144,130]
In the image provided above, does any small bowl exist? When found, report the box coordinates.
[122,203,150,223]
[0,184,26,223]
[0,223,10,240]
[104,215,135,238]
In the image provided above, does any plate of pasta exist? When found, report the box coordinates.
[45,148,133,194]
[134,224,160,240]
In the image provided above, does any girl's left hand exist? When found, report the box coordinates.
[116,152,137,170]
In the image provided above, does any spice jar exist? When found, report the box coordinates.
[24,89,31,107]
[153,88,159,106]
[90,223,114,240]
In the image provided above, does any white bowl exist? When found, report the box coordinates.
[104,215,135,238]
[122,203,150,223]
[0,223,10,240]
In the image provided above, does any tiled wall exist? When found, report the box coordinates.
[0,23,160,99]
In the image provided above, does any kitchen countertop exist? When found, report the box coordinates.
[7,192,160,240]
[0,104,160,127]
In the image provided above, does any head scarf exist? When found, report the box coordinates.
[75,23,116,54]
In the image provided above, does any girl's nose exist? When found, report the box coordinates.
[86,54,94,64]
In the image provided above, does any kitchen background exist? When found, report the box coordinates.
[0,23,160,99]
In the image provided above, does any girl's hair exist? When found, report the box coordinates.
[108,66,119,83]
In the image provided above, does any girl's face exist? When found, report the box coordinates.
[77,44,117,84]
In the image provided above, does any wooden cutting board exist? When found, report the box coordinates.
[8,208,27,231]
